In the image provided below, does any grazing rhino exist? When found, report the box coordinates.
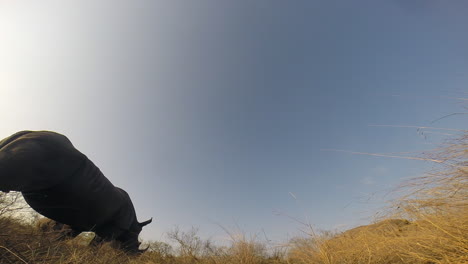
[0,130,152,253]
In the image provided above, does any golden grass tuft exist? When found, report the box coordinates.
[288,133,468,264]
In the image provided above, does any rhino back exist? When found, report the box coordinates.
[0,131,85,192]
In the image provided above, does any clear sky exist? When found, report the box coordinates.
[1,1,467,244]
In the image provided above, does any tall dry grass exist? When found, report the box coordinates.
[0,214,284,264]
[288,133,468,264]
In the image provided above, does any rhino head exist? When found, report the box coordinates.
[95,188,153,253]
[115,218,153,253]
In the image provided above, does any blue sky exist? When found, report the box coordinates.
[0,1,467,243]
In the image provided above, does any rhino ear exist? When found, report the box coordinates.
[139,218,153,227]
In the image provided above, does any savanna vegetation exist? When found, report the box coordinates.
[1,132,466,263]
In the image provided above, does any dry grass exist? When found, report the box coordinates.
[0,215,134,263]
[0,215,283,264]
[288,133,468,264]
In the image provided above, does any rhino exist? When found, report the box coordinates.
[0,130,152,253]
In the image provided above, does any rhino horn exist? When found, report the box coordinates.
[138,244,151,253]
[139,218,153,227]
